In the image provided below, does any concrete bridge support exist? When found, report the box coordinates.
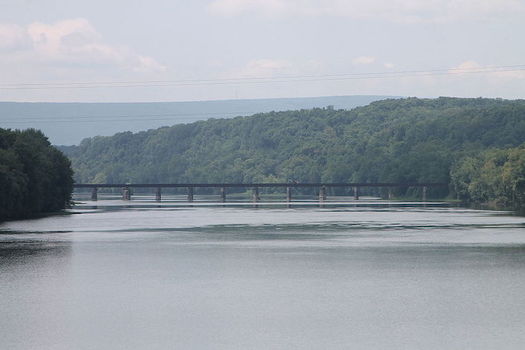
[220,187,226,202]
[353,186,360,200]
[319,186,327,202]
[122,187,131,201]
[155,187,162,202]
[422,186,427,202]
[388,188,393,200]
[187,187,194,202]
[91,187,98,201]
[286,187,292,202]
[252,187,260,202]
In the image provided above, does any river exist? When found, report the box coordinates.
[1,196,525,349]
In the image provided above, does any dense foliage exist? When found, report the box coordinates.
[451,145,525,208]
[63,97,525,204]
[0,128,73,221]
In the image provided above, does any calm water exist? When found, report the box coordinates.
[1,196,525,349]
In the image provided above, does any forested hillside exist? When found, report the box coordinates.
[63,97,525,205]
[0,129,73,221]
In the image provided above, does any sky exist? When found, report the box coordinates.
[0,0,524,102]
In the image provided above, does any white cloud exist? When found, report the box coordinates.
[208,0,289,16]
[226,58,293,78]
[220,58,323,80]
[0,23,28,50]
[352,56,376,65]
[246,58,290,72]
[384,63,395,69]
[133,56,167,73]
[450,60,525,80]
[450,60,483,71]
[0,18,165,72]
[207,0,525,22]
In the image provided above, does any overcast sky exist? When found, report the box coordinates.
[1,0,524,102]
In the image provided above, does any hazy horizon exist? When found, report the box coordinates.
[0,94,402,105]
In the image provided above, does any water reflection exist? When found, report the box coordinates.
[1,202,525,349]
[0,231,72,263]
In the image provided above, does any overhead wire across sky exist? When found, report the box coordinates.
[2,63,523,125]
[1,64,524,90]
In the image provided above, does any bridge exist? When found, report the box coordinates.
[74,182,448,202]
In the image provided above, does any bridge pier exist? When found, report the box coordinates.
[91,187,98,201]
[220,187,226,202]
[286,187,292,202]
[252,187,260,202]
[353,186,359,200]
[319,186,327,201]
[155,187,161,202]
[422,186,427,202]
[187,187,194,202]
[388,188,393,200]
[122,187,131,201]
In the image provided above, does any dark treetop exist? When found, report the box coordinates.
[0,128,73,221]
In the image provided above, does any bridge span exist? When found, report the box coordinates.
[74,182,448,202]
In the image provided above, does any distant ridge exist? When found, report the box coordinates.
[0,95,398,145]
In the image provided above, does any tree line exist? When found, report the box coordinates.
[61,97,525,209]
[452,145,525,209]
[0,128,73,221]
